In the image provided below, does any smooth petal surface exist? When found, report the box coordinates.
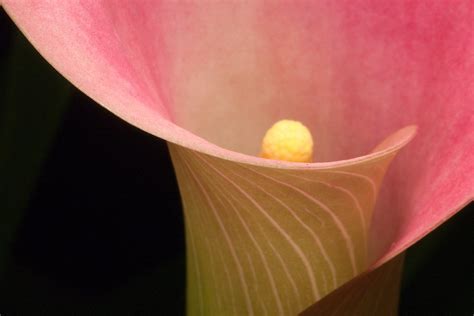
[3,0,473,312]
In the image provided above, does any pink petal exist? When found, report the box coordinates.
[3,0,473,303]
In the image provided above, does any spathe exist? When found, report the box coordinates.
[3,1,472,314]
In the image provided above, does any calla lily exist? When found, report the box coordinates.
[3,1,473,315]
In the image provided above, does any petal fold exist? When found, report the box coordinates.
[300,255,405,316]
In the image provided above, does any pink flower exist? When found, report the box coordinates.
[3,1,472,314]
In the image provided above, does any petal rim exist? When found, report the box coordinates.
[370,198,473,270]
[2,4,416,171]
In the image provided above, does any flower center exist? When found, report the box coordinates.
[260,120,314,162]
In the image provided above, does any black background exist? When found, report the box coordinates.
[0,9,472,315]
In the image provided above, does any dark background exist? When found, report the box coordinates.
[0,10,472,316]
